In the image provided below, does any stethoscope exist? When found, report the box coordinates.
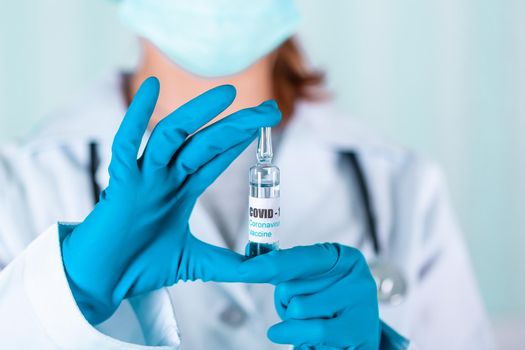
[88,143,407,305]
[341,152,407,305]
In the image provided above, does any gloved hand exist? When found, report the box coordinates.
[239,243,381,349]
[62,77,281,324]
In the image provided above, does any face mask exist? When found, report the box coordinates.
[118,0,300,78]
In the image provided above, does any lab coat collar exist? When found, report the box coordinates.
[32,74,388,154]
[293,99,402,155]
[29,72,128,146]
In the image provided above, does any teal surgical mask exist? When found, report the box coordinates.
[119,0,300,78]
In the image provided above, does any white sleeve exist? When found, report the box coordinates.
[0,224,180,350]
[408,164,495,349]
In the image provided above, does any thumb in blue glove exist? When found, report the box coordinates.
[238,243,383,349]
[62,77,281,324]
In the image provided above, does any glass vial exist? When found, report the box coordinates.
[247,127,280,257]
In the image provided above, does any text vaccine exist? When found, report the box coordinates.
[247,127,280,257]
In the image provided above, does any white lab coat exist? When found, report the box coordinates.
[0,73,494,349]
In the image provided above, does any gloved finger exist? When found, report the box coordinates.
[170,99,281,186]
[293,347,336,350]
[182,234,247,282]
[268,318,351,348]
[121,231,246,298]
[284,264,377,320]
[274,248,373,320]
[177,137,255,200]
[238,244,353,285]
[109,77,160,176]
[141,85,237,171]
[274,276,340,319]
[121,224,247,297]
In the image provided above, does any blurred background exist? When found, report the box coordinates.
[0,0,523,347]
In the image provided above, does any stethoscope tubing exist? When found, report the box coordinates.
[89,141,101,205]
[341,152,381,255]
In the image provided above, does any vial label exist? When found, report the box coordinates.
[248,196,280,244]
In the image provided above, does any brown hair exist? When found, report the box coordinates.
[272,38,326,123]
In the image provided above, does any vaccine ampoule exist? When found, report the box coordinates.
[247,127,280,257]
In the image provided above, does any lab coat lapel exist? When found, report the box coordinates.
[291,101,394,256]
[276,117,339,248]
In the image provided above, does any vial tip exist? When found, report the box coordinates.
[257,127,273,163]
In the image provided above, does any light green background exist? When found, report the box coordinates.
[1,0,524,343]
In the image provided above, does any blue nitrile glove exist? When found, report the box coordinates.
[61,77,281,324]
[239,243,382,349]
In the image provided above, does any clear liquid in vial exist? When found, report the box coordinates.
[247,127,280,258]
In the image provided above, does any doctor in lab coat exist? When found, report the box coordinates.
[0,1,494,349]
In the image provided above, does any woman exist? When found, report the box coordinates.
[0,1,493,349]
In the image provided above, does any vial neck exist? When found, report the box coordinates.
[257,127,273,164]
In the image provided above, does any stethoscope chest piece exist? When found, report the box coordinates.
[370,260,407,306]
